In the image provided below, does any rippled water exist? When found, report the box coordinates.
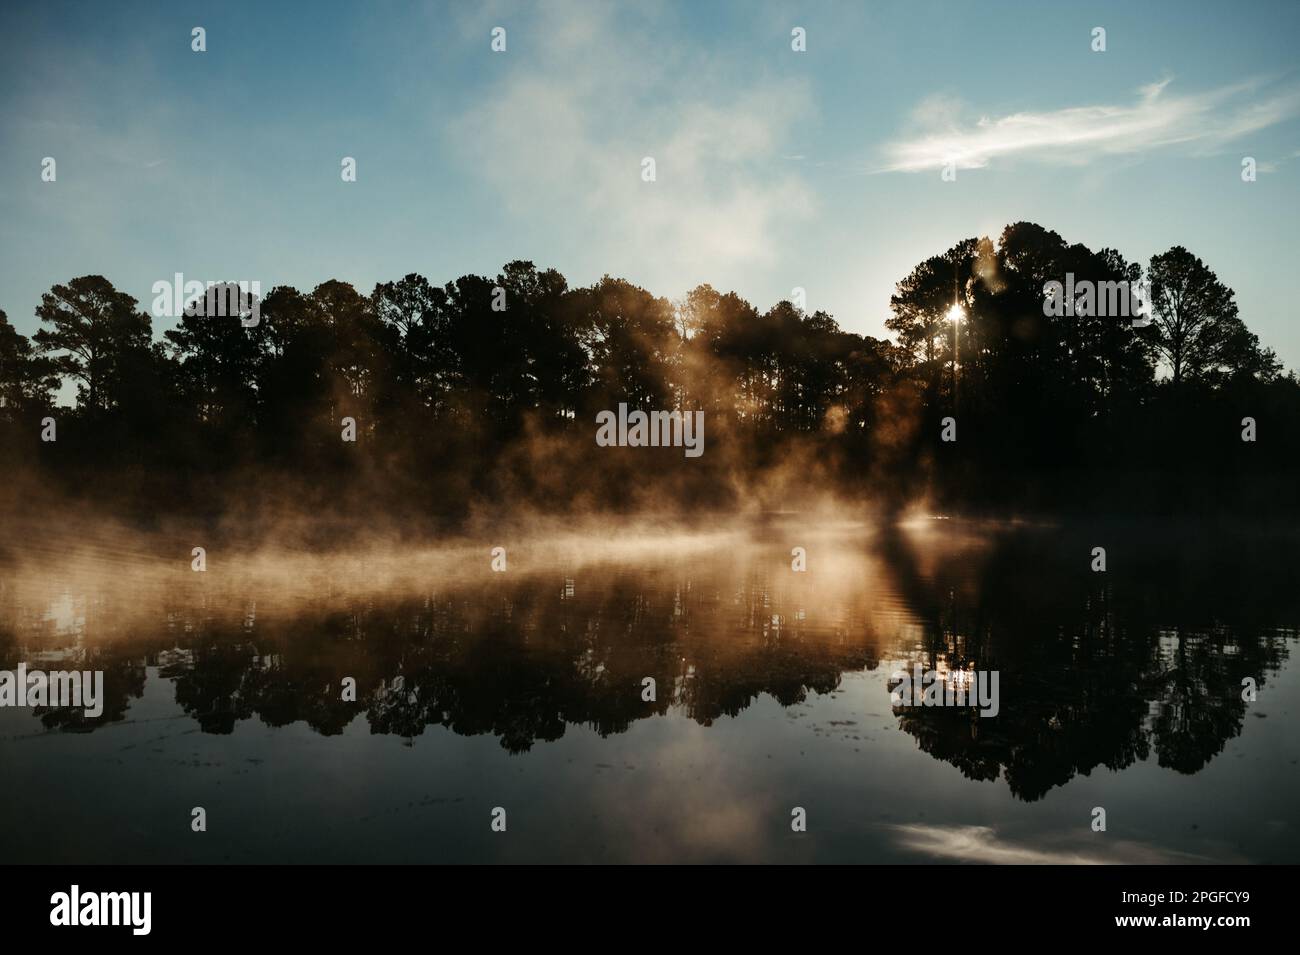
[1,517,1296,862]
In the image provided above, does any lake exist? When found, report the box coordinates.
[1,516,1296,863]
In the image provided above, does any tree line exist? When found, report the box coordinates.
[1,221,1297,523]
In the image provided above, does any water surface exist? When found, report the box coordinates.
[1,518,1296,863]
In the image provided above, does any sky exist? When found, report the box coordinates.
[3,0,1299,371]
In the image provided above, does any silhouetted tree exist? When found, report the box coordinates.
[164,284,269,430]
[0,309,57,419]
[1148,246,1277,385]
[32,275,152,415]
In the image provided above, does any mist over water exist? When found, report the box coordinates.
[2,514,1295,863]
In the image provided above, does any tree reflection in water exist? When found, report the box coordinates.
[1,519,1293,802]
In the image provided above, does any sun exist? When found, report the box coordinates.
[945,303,966,324]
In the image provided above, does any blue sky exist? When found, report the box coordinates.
[3,0,1299,371]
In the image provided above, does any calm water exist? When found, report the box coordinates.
[1,518,1297,863]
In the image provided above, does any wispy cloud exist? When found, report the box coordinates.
[881,78,1300,173]
[446,0,814,291]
